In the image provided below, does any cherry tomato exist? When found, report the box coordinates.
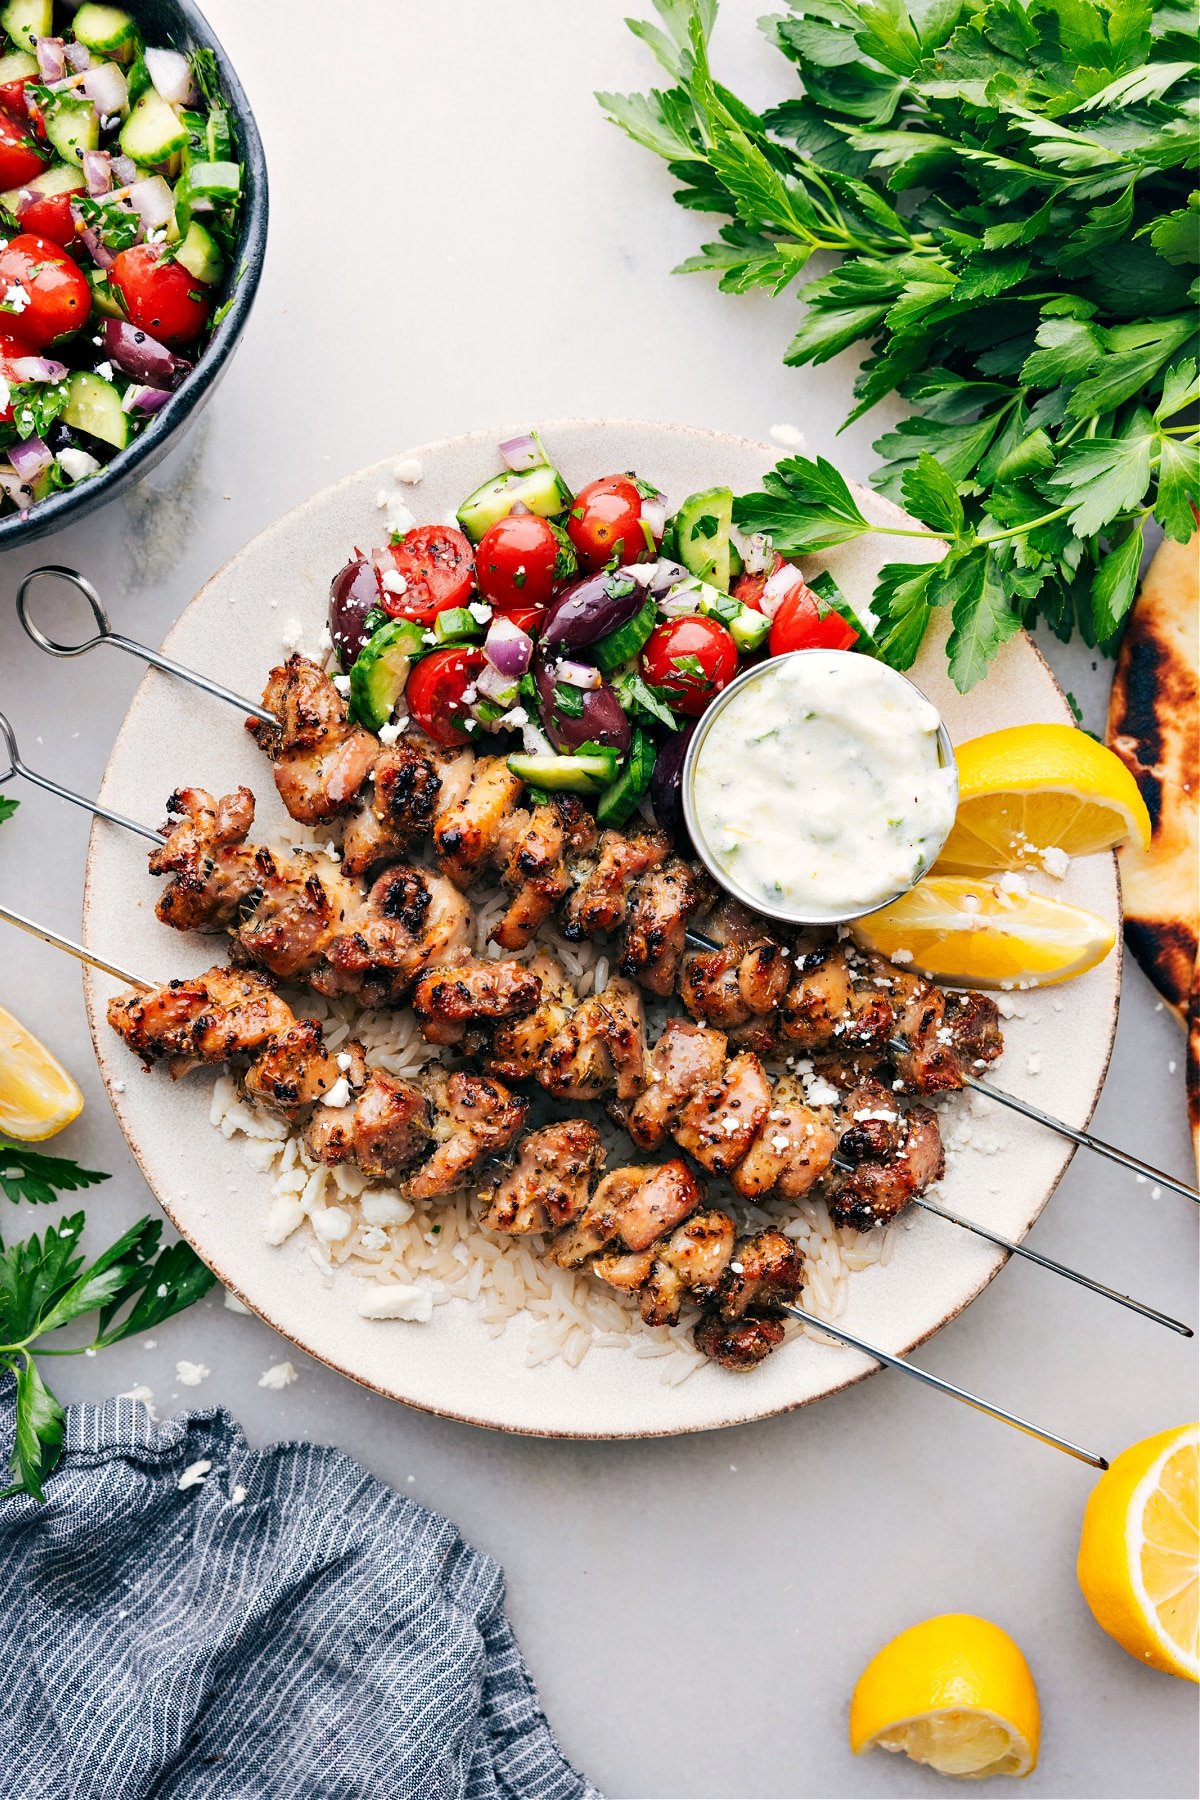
[567,475,648,571]
[0,112,47,188]
[0,76,33,119]
[769,580,858,656]
[0,331,31,420]
[406,647,487,746]
[109,244,213,347]
[732,552,785,612]
[376,524,476,626]
[0,234,90,348]
[18,188,80,248]
[475,512,565,612]
[640,615,738,717]
[500,602,547,636]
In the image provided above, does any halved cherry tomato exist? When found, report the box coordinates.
[769,579,858,655]
[0,233,90,347]
[475,511,566,612]
[0,330,31,420]
[17,188,79,248]
[500,602,547,636]
[567,474,648,571]
[109,244,213,347]
[0,112,47,188]
[732,552,785,612]
[640,615,738,717]
[0,76,33,119]
[377,524,476,626]
[406,646,487,746]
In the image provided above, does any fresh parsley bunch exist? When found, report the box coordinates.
[600,0,1199,687]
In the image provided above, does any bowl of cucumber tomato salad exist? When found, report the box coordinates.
[0,0,266,542]
[328,430,870,833]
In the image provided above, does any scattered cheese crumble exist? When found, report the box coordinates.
[177,1458,212,1491]
[258,1361,297,1391]
[175,1360,210,1387]
[358,1283,435,1322]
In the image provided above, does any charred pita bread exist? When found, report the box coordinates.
[1106,530,1199,1026]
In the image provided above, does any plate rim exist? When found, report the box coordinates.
[81,416,1123,1439]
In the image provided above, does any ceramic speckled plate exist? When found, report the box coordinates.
[82,420,1121,1438]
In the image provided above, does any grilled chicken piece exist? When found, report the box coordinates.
[673,1051,772,1176]
[433,755,525,889]
[482,1120,606,1234]
[485,953,578,1083]
[107,967,293,1069]
[639,1210,737,1327]
[828,1082,945,1229]
[540,978,646,1103]
[315,865,471,1006]
[620,856,703,997]
[716,1230,805,1320]
[232,846,362,983]
[150,786,258,932]
[778,940,893,1053]
[305,1068,434,1179]
[623,1018,727,1150]
[404,1070,527,1201]
[249,655,378,824]
[678,901,791,1027]
[241,1019,353,1120]
[885,966,1004,1094]
[551,1159,702,1266]
[340,737,446,879]
[412,954,542,1047]
[694,1313,787,1371]
[561,826,669,940]
[732,1078,838,1200]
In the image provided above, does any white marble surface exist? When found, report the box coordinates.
[0,4,1195,1795]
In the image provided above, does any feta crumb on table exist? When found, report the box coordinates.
[175,1360,210,1387]
[258,1361,297,1391]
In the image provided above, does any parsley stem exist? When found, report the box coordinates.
[976,503,1074,545]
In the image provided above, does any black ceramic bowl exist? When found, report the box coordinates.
[0,0,268,548]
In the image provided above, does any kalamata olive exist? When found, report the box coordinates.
[534,651,631,756]
[649,721,696,848]
[539,568,648,652]
[328,556,384,666]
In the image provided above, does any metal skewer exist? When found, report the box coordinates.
[0,712,166,845]
[0,902,1112,1470]
[16,565,276,726]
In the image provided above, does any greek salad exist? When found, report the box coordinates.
[0,0,244,512]
[328,434,871,832]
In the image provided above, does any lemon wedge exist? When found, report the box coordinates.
[936,724,1152,875]
[853,874,1116,987]
[850,1613,1040,1780]
[1078,1423,1199,1683]
[0,1003,84,1140]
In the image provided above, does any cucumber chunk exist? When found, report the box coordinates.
[348,619,425,731]
[87,267,127,318]
[673,486,735,592]
[593,595,658,674]
[0,47,36,83]
[457,462,572,545]
[506,749,619,795]
[73,4,139,58]
[174,220,223,284]
[596,728,656,828]
[206,104,235,163]
[727,606,771,654]
[120,89,189,164]
[431,606,482,646]
[45,95,99,165]
[62,371,129,450]
[1,163,85,211]
[0,0,51,49]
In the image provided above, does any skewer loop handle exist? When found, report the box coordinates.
[16,565,113,656]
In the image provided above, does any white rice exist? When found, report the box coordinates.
[208,823,894,1384]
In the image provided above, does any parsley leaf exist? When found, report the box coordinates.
[0,1140,110,1209]
[614,669,681,730]
[0,796,17,825]
[732,454,872,553]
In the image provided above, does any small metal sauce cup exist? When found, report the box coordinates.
[680,651,959,927]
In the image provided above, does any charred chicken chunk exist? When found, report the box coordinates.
[732,1078,838,1200]
[620,856,704,997]
[561,826,669,940]
[485,954,578,1083]
[482,1120,606,1235]
[623,1017,727,1150]
[150,786,258,933]
[107,967,294,1070]
[694,1313,787,1371]
[316,865,470,1007]
[540,978,646,1103]
[412,954,542,1047]
[673,1050,772,1176]
[240,1019,351,1120]
[679,901,791,1027]
[716,1230,805,1321]
[778,940,893,1053]
[232,847,362,984]
[639,1210,737,1327]
[828,1083,945,1229]
[490,796,594,951]
[305,1068,434,1179]
[404,1070,527,1201]
[551,1158,703,1266]
[433,755,525,889]
[249,655,378,824]
[340,737,446,879]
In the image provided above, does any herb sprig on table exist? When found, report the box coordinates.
[600,0,1200,688]
[0,1139,215,1500]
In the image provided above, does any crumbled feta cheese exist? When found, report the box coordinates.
[336,1052,354,1073]
[380,568,408,595]
[996,871,1029,900]
[1039,846,1070,879]
[1026,1053,1042,1075]
[223,1290,250,1314]
[331,674,351,696]
[377,716,410,745]
[770,1135,790,1153]
[358,1282,435,1321]
[279,616,304,652]
[318,624,333,652]
[393,456,423,483]
[806,1076,840,1107]
[376,489,416,536]
[118,1385,157,1419]
[257,1360,297,1391]
[497,705,528,729]
[230,1485,247,1505]
[177,1459,212,1491]
[264,1194,305,1246]
[320,1076,352,1109]
[467,600,492,624]
[359,1189,414,1227]
[310,1205,352,1243]
[769,422,806,448]
[59,447,101,482]
[889,949,914,964]
[2,282,30,314]
[94,360,114,381]
[175,1360,209,1387]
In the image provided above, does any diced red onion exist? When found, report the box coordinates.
[760,561,804,620]
[484,615,533,678]
[82,149,111,196]
[475,661,520,705]
[103,318,191,388]
[498,433,541,473]
[77,223,114,269]
[659,577,705,619]
[645,557,690,596]
[8,435,52,481]
[82,60,128,118]
[121,383,173,414]
[553,658,602,690]
[144,46,196,106]
[127,175,174,231]
[64,41,92,72]
[641,493,667,540]
[731,526,774,575]
[35,37,66,82]
[509,500,530,515]
[0,466,34,505]
[522,721,553,756]
[111,153,137,184]
[9,354,68,383]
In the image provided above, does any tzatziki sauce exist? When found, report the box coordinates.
[688,651,957,921]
